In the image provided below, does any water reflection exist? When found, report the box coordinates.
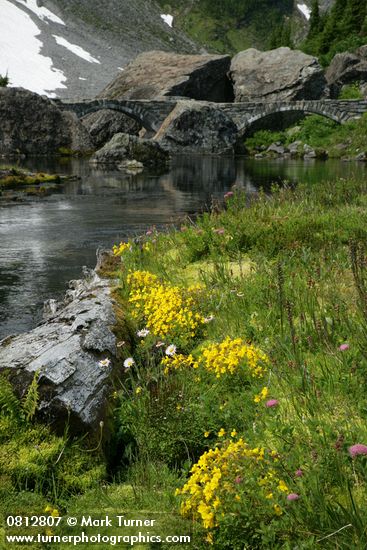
[0,156,366,338]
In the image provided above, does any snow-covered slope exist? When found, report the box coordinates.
[0,0,198,98]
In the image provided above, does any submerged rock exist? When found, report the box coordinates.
[91,132,169,166]
[229,47,328,102]
[118,159,144,174]
[0,88,93,156]
[0,264,119,434]
[154,100,238,155]
[99,50,232,102]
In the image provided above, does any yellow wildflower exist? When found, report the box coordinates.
[218,428,226,438]
[254,386,269,403]
[127,270,206,341]
[278,480,288,493]
[112,241,131,257]
[200,337,268,378]
[177,439,284,532]
[161,354,198,375]
[274,504,283,516]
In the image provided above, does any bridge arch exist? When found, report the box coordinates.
[63,100,163,133]
[239,103,343,136]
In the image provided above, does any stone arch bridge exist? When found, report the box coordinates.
[56,98,367,135]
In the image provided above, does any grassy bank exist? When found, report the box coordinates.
[3,176,367,547]
[245,113,367,159]
[107,176,367,548]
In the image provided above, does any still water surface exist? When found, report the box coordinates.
[0,155,366,338]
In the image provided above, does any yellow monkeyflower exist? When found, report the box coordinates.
[135,387,142,395]
[204,431,210,438]
[112,241,131,257]
[127,270,206,342]
[278,480,288,493]
[230,429,237,438]
[177,439,284,532]
[254,386,269,403]
[201,337,268,379]
[51,509,59,518]
[274,504,283,516]
[218,428,226,438]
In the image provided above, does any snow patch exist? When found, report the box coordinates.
[0,1,67,96]
[161,14,173,27]
[53,35,101,64]
[297,3,311,20]
[118,67,124,71]
[15,0,65,25]
[78,77,87,81]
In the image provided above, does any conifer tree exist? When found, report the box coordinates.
[309,0,320,37]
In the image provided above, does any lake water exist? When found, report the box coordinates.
[0,155,366,339]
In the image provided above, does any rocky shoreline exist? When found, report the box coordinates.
[251,142,367,162]
[0,251,121,435]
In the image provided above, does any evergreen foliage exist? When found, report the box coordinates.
[303,0,367,65]
[0,73,9,87]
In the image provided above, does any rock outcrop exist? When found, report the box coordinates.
[0,266,118,434]
[91,132,169,165]
[0,88,93,156]
[81,109,141,148]
[99,51,232,102]
[229,47,328,102]
[154,100,238,155]
[326,46,367,98]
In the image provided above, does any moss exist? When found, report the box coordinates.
[57,147,94,157]
[0,167,61,189]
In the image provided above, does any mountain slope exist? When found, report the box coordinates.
[157,0,335,54]
[0,0,199,98]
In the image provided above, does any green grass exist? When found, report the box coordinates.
[105,176,367,547]
[339,83,364,100]
[245,113,367,158]
[4,176,367,547]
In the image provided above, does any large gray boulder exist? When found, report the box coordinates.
[0,88,93,156]
[91,132,169,165]
[326,46,367,98]
[229,47,328,102]
[99,50,232,102]
[154,100,238,155]
[81,109,141,148]
[0,268,119,435]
